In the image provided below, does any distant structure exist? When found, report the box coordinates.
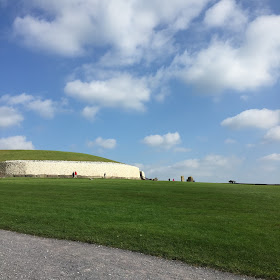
[0,160,145,180]
[228,180,236,184]
[187,176,194,182]
[140,171,146,180]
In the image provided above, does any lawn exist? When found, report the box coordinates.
[0,178,279,279]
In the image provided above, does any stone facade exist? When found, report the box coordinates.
[0,160,143,180]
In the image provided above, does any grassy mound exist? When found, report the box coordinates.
[0,150,117,163]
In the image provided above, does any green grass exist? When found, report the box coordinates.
[0,178,279,279]
[0,150,117,162]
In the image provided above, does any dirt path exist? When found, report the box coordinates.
[0,230,260,280]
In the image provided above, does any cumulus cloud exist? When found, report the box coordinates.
[0,93,33,105]
[264,126,280,141]
[260,153,280,161]
[204,0,247,30]
[82,106,99,121]
[0,106,23,128]
[65,74,150,111]
[9,1,280,99]
[221,109,280,130]
[170,15,280,93]
[0,136,35,150]
[26,99,56,119]
[0,93,65,119]
[143,132,181,149]
[12,2,280,100]
[87,137,116,149]
[13,0,210,61]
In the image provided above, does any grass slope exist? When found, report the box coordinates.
[0,178,279,279]
[0,150,117,163]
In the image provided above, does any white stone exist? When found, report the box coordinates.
[0,160,142,179]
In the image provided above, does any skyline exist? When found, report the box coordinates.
[0,0,280,183]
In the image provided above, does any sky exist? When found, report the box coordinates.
[0,0,280,183]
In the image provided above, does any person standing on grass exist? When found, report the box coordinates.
[74,171,77,178]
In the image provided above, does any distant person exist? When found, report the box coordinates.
[168,178,170,181]
[173,179,174,181]
[72,172,75,178]
[74,171,77,178]
[104,173,106,178]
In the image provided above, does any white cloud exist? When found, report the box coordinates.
[171,15,280,93]
[141,154,280,183]
[13,0,210,61]
[26,99,56,119]
[0,106,23,128]
[203,154,233,167]
[0,93,33,105]
[0,93,64,119]
[174,159,200,169]
[65,74,150,111]
[87,137,116,149]
[221,109,280,130]
[264,126,280,141]
[82,106,99,121]
[204,0,247,30]
[260,153,280,161]
[0,136,35,150]
[143,132,181,149]
[13,14,90,56]
[142,154,243,182]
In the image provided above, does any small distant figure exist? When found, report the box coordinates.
[74,171,77,178]
[104,173,106,178]
[173,178,175,181]
[168,178,170,181]
[72,172,75,178]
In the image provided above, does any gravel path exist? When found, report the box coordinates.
[0,230,260,280]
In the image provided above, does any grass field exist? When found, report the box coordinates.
[0,178,279,279]
[0,150,117,162]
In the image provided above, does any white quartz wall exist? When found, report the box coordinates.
[0,160,141,179]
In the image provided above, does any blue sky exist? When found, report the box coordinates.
[1,0,280,183]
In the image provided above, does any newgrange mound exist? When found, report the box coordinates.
[0,150,143,180]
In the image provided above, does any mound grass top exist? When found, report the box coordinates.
[0,150,117,163]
